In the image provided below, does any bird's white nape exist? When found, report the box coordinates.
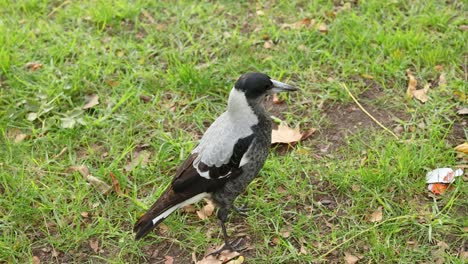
[227,88,259,125]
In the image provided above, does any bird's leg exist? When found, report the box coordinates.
[206,208,246,257]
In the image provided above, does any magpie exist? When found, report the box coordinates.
[134,72,297,253]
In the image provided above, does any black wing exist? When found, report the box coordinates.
[171,135,254,193]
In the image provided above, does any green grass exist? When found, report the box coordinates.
[1,0,466,263]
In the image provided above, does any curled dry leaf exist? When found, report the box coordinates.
[25,62,43,71]
[7,128,27,143]
[197,246,243,264]
[125,150,151,172]
[164,255,174,264]
[263,40,273,49]
[344,252,359,264]
[406,70,429,103]
[272,94,284,104]
[89,239,99,253]
[369,206,383,223]
[83,94,99,109]
[86,175,112,195]
[271,123,303,144]
[318,23,328,33]
[457,107,468,115]
[455,143,468,154]
[281,18,315,29]
[196,199,215,220]
[33,256,40,264]
[438,73,447,87]
[109,171,123,196]
[68,165,90,177]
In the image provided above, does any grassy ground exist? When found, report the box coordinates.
[1,0,466,263]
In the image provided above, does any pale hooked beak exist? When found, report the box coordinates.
[271,79,298,93]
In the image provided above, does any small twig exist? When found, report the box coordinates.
[340,83,399,139]
[47,0,71,18]
[320,214,415,259]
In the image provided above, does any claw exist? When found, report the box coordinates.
[206,237,246,257]
[233,205,250,217]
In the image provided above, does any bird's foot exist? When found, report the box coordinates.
[233,205,250,217]
[206,237,246,257]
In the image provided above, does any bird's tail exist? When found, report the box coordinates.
[133,188,208,240]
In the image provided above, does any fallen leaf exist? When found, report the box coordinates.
[158,223,169,235]
[369,206,383,223]
[197,246,242,264]
[109,172,123,196]
[139,94,152,103]
[344,252,359,264]
[25,62,43,71]
[281,18,315,29]
[406,69,417,97]
[299,245,308,255]
[459,25,468,31]
[256,10,264,16]
[32,256,40,264]
[438,73,447,87]
[455,143,468,154]
[351,184,361,192]
[301,127,317,140]
[141,10,155,24]
[7,128,28,143]
[182,205,197,213]
[125,150,151,172]
[83,94,99,109]
[67,165,90,177]
[270,237,280,246]
[271,123,303,144]
[263,40,273,49]
[196,199,215,220]
[89,239,99,253]
[457,108,468,115]
[406,70,430,103]
[51,248,59,257]
[318,23,328,33]
[86,175,112,194]
[80,212,89,218]
[164,255,174,264]
[272,94,284,104]
[106,80,119,87]
[27,112,38,121]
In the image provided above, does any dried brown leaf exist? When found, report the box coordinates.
[25,62,43,71]
[80,212,89,218]
[83,94,99,109]
[196,199,215,220]
[282,18,315,29]
[438,73,447,87]
[164,255,174,264]
[86,175,111,194]
[139,94,152,103]
[33,256,40,264]
[406,70,429,102]
[141,10,155,24]
[406,69,417,97]
[459,25,468,31]
[109,171,123,196]
[318,23,328,33]
[301,128,317,140]
[299,245,308,255]
[455,143,468,154]
[197,246,242,264]
[369,206,383,223]
[7,128,28,143]
[89,239,99,253]
[272,94,284,104]
[182,204,197,213]
[125,150,151,172]
[344,252,359,264]
[67,165,90,177]
[271,123,303,144]
[457,108,468,115]
[263,40,273,49]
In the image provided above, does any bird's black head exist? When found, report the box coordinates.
[234,72,273,99]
